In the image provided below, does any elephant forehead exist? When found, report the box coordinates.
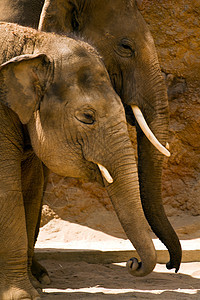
[58,54,110,89]
[73,44,100,60]
[79,1,148,42]
[76,64,109,87]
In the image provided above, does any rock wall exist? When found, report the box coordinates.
[139,0,200,216]
[42,0,200,234]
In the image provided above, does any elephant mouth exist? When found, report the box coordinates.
[83,161,113,185]
[81,158,114,185]
[97,163,113,184]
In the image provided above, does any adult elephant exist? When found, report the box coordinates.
[0,0,44,28]
[38,0,182,273]
[0,0,181,273]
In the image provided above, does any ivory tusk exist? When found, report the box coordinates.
[131,105,171,157]
[166,142,170,150]
[97,164,113,184]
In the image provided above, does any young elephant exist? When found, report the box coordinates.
[0,22,156,299]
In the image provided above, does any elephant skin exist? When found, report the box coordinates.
[38,0,182,272]
[0,0,44,28]
[0,22,156,299]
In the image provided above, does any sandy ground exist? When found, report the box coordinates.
[39,261,200,299]
[36,216,200,299]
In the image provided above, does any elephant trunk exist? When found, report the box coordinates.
[101,142,157,277]
[118,23,182,270]
[133,58,182,271]
[137,116,182,272]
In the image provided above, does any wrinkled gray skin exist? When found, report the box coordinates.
[39,0,182,273]
[0,22,156,299]
[0,0,181,276]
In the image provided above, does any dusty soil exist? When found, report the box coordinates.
[39,261,200,299]
[36,215,200,299]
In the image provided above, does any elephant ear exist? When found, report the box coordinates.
[39,0,85,33]
[0,54,52,124]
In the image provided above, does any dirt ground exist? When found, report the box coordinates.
[36,215,200,299]
[39,261,200,299]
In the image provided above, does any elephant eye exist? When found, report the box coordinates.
[115,39,135,58]
[75,109,95,125]
[121,43,132,51]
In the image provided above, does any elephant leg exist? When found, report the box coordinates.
[32,164,51,285]
[0,156,39,299]
[21,152,50,286]
[33,164,50,246]
[0,192,40,300]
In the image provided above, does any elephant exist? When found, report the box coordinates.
[0,22,157,299]
[0,0,182,274]
[38,0,182,272]
[0,0,44,28]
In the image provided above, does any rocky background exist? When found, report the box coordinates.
[140,0,200,216]
[42,0,200,237]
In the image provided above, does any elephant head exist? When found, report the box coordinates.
[39,0,182,272]
[0,33,156,276]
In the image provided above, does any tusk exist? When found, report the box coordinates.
[166,142,170,150]
[131,105,171,157]
[97,164,113,184]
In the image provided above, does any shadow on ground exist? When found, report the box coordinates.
[40,260,200,299]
